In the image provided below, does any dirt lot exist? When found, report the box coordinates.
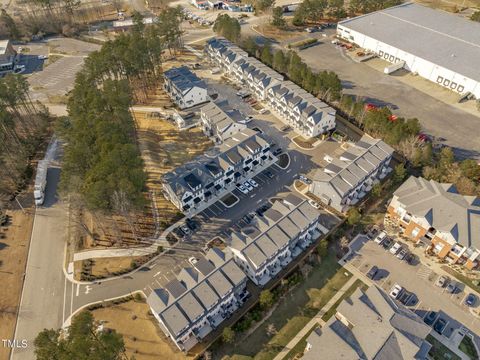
[74,255,150,280]
[91,300,191,360]
[0,210,34,360]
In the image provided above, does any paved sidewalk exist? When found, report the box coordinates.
[273,274,359,360]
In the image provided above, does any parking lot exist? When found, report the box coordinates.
[346,235,480,349]
[298,31,480,159]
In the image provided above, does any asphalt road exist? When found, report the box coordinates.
[11,167,69,360]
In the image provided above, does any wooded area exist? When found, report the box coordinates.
[60,11,183,212]
[0,74,51,203]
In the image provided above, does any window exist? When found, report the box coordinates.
[443,79,450,87]
[458,85,464,92]
[450,82,457,89]
[437,76,444,83]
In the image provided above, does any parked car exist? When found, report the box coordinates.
[273,148,283,156]
[389,242,402,254]
[382,237,393,249]
[243,181,253,191]
[265,170,274,179]
[465,293,477,307]
[435,275,449,288]
[366,265,378,280]
[188,257,198,266]
[396,248,408,260]
[38,54,48,60]
[404,253,416,265]
[308,199,321,209]
[248,179,258,188]
[280,125,291,132]
[389,284,403,299]
[446,281,457,294]
[181,225,191,235]
[374,230,387,244]
[434,318,447,334]
[237,184,249,194]
[424,311,438,326]
[258,108,269,114]
[299,175,311,184]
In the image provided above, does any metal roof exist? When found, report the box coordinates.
[338,3,480,82]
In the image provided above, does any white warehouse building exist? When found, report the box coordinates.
[336,3,480,99]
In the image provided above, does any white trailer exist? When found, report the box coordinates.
[34,160,48,206]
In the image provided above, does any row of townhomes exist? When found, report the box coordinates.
[387,176,480,270]
[164,66,208,109]
[148,195,330,351]
[309,135,394,212]
[147,247,248,351]
[163,129,275,214]
[229,194,323,286]
[302,286,432,359]
[205,38,336,139]
[200,101,247,144]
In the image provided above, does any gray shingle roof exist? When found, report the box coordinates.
[303,286,431,360]
[392,176,480,249]
[338,3,480,82]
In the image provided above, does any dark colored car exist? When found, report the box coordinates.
[404,253,416,265]
[465,293,477,307]
[433,318,447,334]
[424,311,438,326]
[265,170,274,179]
[366,265,378,280]
[446,282,457,294]
[382,237,393,249]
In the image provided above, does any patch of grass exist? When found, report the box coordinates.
[459,335,478,360]
[321,279,367,321]
[287,38,318,49]
[223,250,351,360]
[221,193,238,207]
[427,334,461,360]
[47,94,69,105]
[441,266,480,294]
[45,54,63,67]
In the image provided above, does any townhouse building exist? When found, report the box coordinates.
[229,194,321,286]
[163,129,275,214]
[387,176,480,270]
[200,101,246,143]
[302,286,432,359]
[205,38,336,139]
[0,40,17,74]
[147,248,248,351]
[309,135,393,212]
[164,66,208,109]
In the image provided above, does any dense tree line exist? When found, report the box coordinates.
[213,14,241,43]
[292,0,402,25]
[34,311,130,360]
[0,0,121,39]
[243,39,342,101]
[0,74,50,201]
[59,14,179,211]
[422,147,480,196]
[348,0,402,14]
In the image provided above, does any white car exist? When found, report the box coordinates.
[243,181,253,191]
[308,199,320,209]
[374,231,387,244]
[188,257,198,266]
[38,54,48,60]
[237,184,249,194]
[258,108,269,114]
[248,179,258,188]
[390,241,402,255]
[389,284,403,299]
